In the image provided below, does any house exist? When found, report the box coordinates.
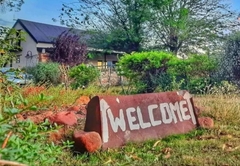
[6,19,125,69]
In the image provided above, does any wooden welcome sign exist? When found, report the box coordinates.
[84,90,199,149]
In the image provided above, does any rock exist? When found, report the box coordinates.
[22,86,45,97]
[75,96,90,106]
[16,114,24,121]
[26,111,54,124]
[73,130,102,153]
[67,105,80,112]
[49,127,66,144]
[49,111,77,126]
[67,105,87,119]
[194,106,202,116]
[198,117,214,129]
[43,111,54,119]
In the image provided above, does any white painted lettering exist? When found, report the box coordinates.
[148,104,161,126]
[137,106,151,129]
[107,108,126,132]
[183,92,197,124]
[179,100,190,120]
[100,99,110,143]
[160,103,173,124]
[126,107,140,130]
[169,102,182,123]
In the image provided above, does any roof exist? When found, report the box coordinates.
[13,19,89,44]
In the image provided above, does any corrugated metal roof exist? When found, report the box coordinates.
[15,19,88,43]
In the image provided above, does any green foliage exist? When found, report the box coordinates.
[0,78,70,165]
[0,27,25,67]
[217,31,240,87]
[59,0,237,54]
[68,64,100,89]
[117,51,178,93]
[59,0,157,53]
[169,54,217,78]
[168,54,217,93]
[148,0,237,55]
[27,62,61,85]
[117,51,217,94]
[0,0,24,12]
[0,120,68,165]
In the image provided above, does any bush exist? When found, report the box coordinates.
[210,81,239,95]
[28,62,61,85]
[117,51,217,94]
[51,31,87,67]
[68,64,100,89]
[117,51,179,93]
[168,54,217,93]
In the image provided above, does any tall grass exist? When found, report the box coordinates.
[194,94,240,126]
[20,84,124,110]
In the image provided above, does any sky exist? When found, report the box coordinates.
[0,0,240,28]
[0,0,65,27]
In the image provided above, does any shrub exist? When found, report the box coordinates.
[68,64,100,89]
[117,51,179,93]
[117,51,217,94]
[168,54,217,93]
[210,81,239,95]
[28,62,61,85]
[51,31,87,67]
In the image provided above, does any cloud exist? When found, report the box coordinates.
[0,18,14,27]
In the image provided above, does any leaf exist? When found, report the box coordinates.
[130,155,142,160]
[39,93,45,101]
[153,140,161,147]
[4,108,20,114]
[23,99,29,106]
[103,159,112,165]
[30,105,38,111]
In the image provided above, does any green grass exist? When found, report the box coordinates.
[52,93,240,166]
[54,127,240,165]
[4,85,240,165]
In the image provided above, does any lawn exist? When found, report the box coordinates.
[53,93,240,166]
[1,85,240,165]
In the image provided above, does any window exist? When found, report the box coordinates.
[97,60,103,69]
[107,61,112,68]
[16,55,21,63]
[10,60,13,67]
[97,60,107,69]
[16,29,21,47]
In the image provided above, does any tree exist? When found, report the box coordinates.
[147,0,240,55]
[0,0,25,67]
[217,32,240,86]
[0,0,24,12]
[51,31,88,67]
[0,27,25,67]
[58,0,168,53]
[59,0,239,55]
